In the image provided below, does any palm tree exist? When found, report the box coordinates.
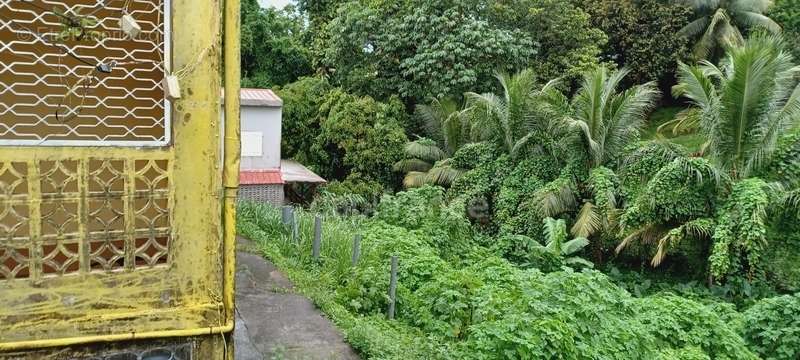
[394,138,465,188]
[673,34,799,180]
[679,0,781,60]
[552,67,660,169]
[536,67,660,249]
[618,35,800,277]
[394,99,469,188]
[416,98,469,156]
[464,69,564,160]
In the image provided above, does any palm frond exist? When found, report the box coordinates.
[657,108,703,135]
[652,218,714,266]
[780,188,800,216]
[692,8,736,59]
[415,98,458,144]
[425,163,464,187]
[617,221,675,253]
[673,157,724,187]
[603,81,661,164]
[571,202,601,238]
[673,62,718,110]
[680,0,720,12]
[535,177,577,217]
[393,158,433,173]
[729,0,771,13]
[733,11,781,33]
[403,171,429,188]
[404,139,447,163]
[718,15,745,48]
[680,16,712,38]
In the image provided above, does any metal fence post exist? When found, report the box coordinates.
[312,215,322,261]
[351,234,362,266]
[387,255,398,320]
[281,206,293,226]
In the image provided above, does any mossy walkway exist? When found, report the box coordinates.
[234,237,359,360]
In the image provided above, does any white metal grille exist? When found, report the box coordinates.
[0,0,171,146]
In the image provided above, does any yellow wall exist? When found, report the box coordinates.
[0,0,239,357]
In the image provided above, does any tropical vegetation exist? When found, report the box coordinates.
[240,0,800,358]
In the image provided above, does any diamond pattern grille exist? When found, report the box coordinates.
[0,0,171,146]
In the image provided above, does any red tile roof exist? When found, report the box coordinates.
[240,169,284,185]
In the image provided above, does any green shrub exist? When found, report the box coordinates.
[237,193,768,359]
[314,90,409,186]
[633,294,758,359]
[276,76,333,165]
[490,234,564,272]
[449,142,499,170]
[742,293,800,360]
[653,347,711,360]
[494,158,555,237]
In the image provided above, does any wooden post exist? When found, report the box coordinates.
[387,255,398,320]
[312,215,322,261]
[351,234,362,266]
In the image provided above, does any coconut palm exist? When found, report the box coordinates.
[673,34,800,180]
[558,67,660,168]
[536,67,660,238]
[394,99,469,188]
[618,35,800,275]
[416,98,470,156]
[394,138,465,188]
[464,69,564,160]
[679,0,781,60]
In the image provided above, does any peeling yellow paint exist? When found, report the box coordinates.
[0,0,240,358]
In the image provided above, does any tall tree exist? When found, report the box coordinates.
[678,0,781,60]
[321,0,536,104]
[487,0,606,82]
[577,0,693,87]
[241,1,312,87]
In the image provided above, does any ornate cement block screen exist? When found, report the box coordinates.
[0,157,171,280]
[0,0,171,146]
[0,1,229,356]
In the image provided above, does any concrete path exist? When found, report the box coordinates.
[234,237,360,360]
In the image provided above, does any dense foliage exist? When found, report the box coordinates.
[769,0,800,59]
[320,0,537,102]
[577,0,693,87]
[241,1,800,358]
[239,195,799,359]
[277,77,409,199]
[241,0,311,87]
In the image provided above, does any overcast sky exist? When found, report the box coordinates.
[258,0,293,9]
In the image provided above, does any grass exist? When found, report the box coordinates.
[643,106,706,152]
[236,202,447,359]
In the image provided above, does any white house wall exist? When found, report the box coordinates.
[239,105,282,170]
